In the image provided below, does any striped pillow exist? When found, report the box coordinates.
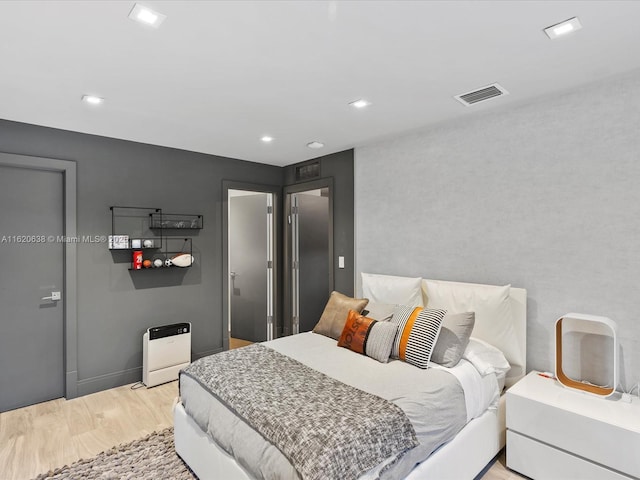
[391,305,447,369]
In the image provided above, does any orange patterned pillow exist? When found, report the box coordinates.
[338,310,376,355]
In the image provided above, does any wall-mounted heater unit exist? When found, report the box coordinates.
[143,322,191,388]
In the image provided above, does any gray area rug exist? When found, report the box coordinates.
[34,428,197,480]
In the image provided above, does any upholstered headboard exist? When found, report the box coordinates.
[421,278,526,388]
[359,273,527,388]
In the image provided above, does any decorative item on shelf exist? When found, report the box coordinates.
[110,207,194,272]
[149,212,203,230]
[133,250,143,270]
[555,313,618,397]
[110,206,161,251]
[108,235,129,249]
[171,253,194,267]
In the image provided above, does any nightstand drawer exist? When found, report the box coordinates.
[507,385,640,478]
[507,431,632,480]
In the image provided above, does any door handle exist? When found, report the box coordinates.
[42,291,61,301]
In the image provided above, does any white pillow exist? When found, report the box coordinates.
[361,273,424,307]
[423,279,522,380]
[463,337,511,377]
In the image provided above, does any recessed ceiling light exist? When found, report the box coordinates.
[307,141,324,149]
[544,17,582,39]
[128,3,166,28]
[82,95,104,105]
[349,99,370,109]
[261,136,274,143]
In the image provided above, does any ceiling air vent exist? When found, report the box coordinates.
[295,161,320,181]
[454,83,509,106]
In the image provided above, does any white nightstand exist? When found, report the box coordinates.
[506,371,640,480]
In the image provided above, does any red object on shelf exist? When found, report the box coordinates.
[133,250,143,270]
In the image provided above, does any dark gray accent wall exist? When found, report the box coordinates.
[284,150,355,297]
[0,119,283,396]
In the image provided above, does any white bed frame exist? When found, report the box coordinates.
[174,280,527,480]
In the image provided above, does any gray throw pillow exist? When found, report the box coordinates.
[364,321,398,363]
[362,302,396,321]
[430,312,475,367]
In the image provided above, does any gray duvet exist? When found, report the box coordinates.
[179,332,466,480]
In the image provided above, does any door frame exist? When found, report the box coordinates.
[0,152,78,400]
[222,180,280,350]
[283,178,334,336]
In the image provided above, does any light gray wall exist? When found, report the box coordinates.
[0,119,283,396]
[355,69,640,390]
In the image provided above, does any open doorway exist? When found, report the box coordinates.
[226,188,276,348]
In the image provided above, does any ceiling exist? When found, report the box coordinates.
[1,1,640,167]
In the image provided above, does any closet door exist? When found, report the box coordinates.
[288,185,332,334]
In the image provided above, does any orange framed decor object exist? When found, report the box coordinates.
[555,313,618,397]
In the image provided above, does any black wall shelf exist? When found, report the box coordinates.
[109,206,200,271]
[149,212,203,230]
[129,238,193,270]
[109,206,162,250]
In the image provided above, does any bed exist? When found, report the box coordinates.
[174,276,527,480]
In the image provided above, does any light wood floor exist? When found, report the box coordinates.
[0,356,523,480]
[479,450,525,480]
[229,336,253,349]
[0,380,178,480]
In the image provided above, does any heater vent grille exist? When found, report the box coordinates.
[295,162,320,181]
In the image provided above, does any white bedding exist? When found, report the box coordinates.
[266,332,499,425]
[430,359,499,423]
[180,332,501,480]
[176,278,526,480]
